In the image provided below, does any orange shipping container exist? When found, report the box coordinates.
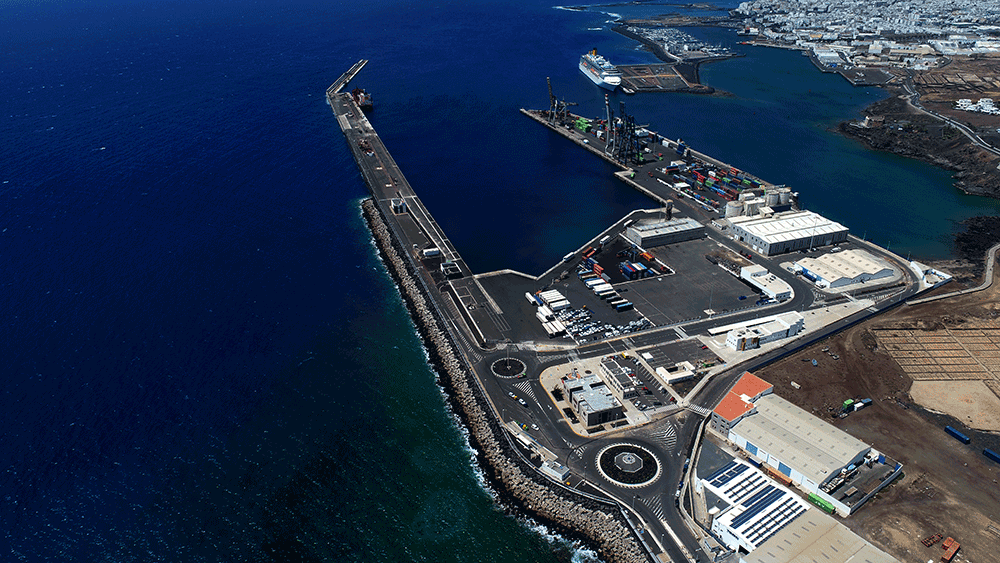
[942,539,960,562]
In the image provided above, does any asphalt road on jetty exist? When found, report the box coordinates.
[330,81,654,562]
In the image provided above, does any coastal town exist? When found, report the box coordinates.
[613,0,1000,199]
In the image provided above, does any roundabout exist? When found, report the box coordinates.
[491,357,526,378]
[596,443,661,488]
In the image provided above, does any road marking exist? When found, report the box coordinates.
[514,381,537,402]
[642,495,667,521]
[647,423,678,451]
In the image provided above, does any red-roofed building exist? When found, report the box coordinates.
[713,392,755,423]
[710,371,774,435]
[729,371,773,403]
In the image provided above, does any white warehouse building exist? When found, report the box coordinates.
[727,211,848,256]
[793,249,893,289]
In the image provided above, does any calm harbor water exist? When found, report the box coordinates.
[1,1,997,561]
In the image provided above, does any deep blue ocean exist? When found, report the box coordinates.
[2,1,998,561]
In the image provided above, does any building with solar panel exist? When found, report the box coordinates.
[740,507,900,563]
[701,459,810,553]
[710,372,903,517]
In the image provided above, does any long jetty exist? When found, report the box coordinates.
[328,69,652,563]
[327,59,368,96]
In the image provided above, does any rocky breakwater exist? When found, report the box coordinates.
[361,198,651,563]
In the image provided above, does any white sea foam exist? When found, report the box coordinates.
[525,520,604,563]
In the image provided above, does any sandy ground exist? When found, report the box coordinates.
[910,380,1000,431]
[754,262,1000,563]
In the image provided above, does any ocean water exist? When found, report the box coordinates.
[1,0,997,561]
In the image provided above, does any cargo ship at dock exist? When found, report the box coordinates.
[579,50,621,91]
[351,87,373,111]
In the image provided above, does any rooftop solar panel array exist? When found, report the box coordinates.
[711,463,748,487]
[726,473,767,504]
[741,484,776,507]
[705,460,738,483]
[731,488,786,528]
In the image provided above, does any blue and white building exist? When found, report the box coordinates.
[702,460,810,553]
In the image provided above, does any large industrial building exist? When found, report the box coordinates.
[740,507,899,563]
[792,249,893,289]
[560,371,624,427]
[625,217,705,248]
[727,211,848,256]
[710,372,902,516]
[701,459,810,553]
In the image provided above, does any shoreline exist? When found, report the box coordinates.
[360,198,652,563]
[837,91,1000,200]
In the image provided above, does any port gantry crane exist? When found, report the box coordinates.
[545,77,577,124]
[611,100,641,165]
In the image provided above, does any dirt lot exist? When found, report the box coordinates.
[915,55,1000,108]
[756,265,1000,563]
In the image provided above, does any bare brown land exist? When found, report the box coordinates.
[755,264,1000,563]
[914,56,1000,122]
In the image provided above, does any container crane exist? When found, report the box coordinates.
[544,77,576,124]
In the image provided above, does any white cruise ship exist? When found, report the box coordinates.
[579,49,621,91]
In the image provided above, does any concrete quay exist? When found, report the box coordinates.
[327,59,367,95]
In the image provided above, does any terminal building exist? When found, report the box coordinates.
[725,311,804,351]
[740,265,792,301]
[710,372,902,516]
[560,371,625,427]
[792,249,893,289]
[600,357,640,400]
[727,211,848,256]
[625,217,705,248]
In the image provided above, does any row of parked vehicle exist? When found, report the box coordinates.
[556,307,653,342]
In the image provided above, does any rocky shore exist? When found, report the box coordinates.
[839,93,1000,198]
[361,199,651,563]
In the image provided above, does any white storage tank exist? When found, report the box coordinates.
[765,191,780,207]
[743,197,764,216]
[725,200,744,218]
[779,189,792,205]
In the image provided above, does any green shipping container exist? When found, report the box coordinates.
[843,399,855,409]
[808,493,835,514]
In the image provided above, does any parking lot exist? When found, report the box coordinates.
[617,237,759,326]
[637,339,716,371]
[622,356,677,411]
